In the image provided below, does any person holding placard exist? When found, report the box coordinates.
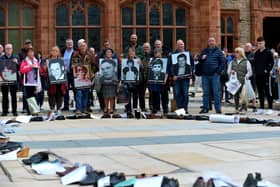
[0,44,19,116]
[44,46,67,119]
[20,48,42,115]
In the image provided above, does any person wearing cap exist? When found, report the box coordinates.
[70,39,97,115]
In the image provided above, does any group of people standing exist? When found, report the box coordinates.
[0,34,279,118]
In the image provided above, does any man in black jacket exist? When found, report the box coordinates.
[253,37,274,114]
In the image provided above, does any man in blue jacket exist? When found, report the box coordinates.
[198,37,225,113]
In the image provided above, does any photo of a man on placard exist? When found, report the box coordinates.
[0,59,17,84]
[148,58,167,83]
[24,67,39,86]
[171,52,191,78]
[48,58,67,84]
[121,58,139,82]
[99,58,118,83]
[73,64,92,89]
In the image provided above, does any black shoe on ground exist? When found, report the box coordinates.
[61,107,69,111]
[1,113,7,116]
[13,113,18,116]
[226,100,232,104]
[216,110,222,114]
[199,109,208,114]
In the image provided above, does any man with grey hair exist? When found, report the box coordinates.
[70,39,97,114]
[62,38,74,111]
[0,43,19,116]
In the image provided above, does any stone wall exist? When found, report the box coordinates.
[221,0,251,46]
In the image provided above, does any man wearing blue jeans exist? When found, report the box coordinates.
[70,39,97,114]
[171,40,194,114]
[198,37,225,114]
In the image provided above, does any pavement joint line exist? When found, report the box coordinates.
[128,146,193,174]
[201,143,262,158]
[21,130,280,149]
[0,161,13,182]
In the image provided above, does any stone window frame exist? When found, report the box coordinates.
[221,9,239,53]
[121,0,188,52]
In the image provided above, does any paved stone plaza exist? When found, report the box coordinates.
[0,94,280,187]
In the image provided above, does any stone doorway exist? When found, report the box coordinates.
[263,17,280,51]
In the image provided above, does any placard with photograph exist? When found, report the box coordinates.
[48,58,67,84]
[0,59,17,85]
[99,58,118,83]
[73,64,92,89]
[24,67,39,86]
[121,58,140,82]
[148,58,167,84]
[171,52,191,78]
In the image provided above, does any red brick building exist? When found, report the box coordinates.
[0,0,279,56]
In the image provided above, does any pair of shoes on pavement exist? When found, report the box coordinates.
[199,109,222,114]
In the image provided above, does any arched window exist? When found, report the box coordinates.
[221,10,239,53]
[121,0,187,52]
[55,0,102,51]
[0,1,35,53]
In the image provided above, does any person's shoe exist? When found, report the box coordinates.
[61,107,69,111]
[255,109,264,115]
[264,109,273,115]
[226,100,232,104]
[243,173,257,187]
[199,109,208,114]
[1,112,8,116]
[13,112,18,116]
[252,107,257,113]
[101,113,110,119]
[75,110,82,115]
[216,110,222,114]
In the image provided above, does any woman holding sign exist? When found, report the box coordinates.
[20,48,42,115]
[44,46,67,120]
[100,48,119,118]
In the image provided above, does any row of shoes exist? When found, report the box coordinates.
[193,172,279,187]
[22,151,179,187]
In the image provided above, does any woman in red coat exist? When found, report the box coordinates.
[44,46,67,119]
[20,48,42,115]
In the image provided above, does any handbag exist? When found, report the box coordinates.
[225,72,241,95]
[117,84,129,104]
[27,97,40,115]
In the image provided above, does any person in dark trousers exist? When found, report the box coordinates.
[198,37,225,114]
[0,44,19,116]
[18,39,38,113]
[244,42,257,112]
[149,48,169,115]
[36,51,47,110]
[253,36,274,115]
[62,39,74,111]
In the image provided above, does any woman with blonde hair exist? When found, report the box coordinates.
[44,46,67,119]
[227,47,253,113]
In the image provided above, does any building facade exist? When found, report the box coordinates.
[0,0,279,56]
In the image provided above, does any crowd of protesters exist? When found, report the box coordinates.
[0,34,279,118]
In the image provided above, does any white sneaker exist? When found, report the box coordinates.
[47,112,55,121]
[264,109,274,115]
[255,109,264,115]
